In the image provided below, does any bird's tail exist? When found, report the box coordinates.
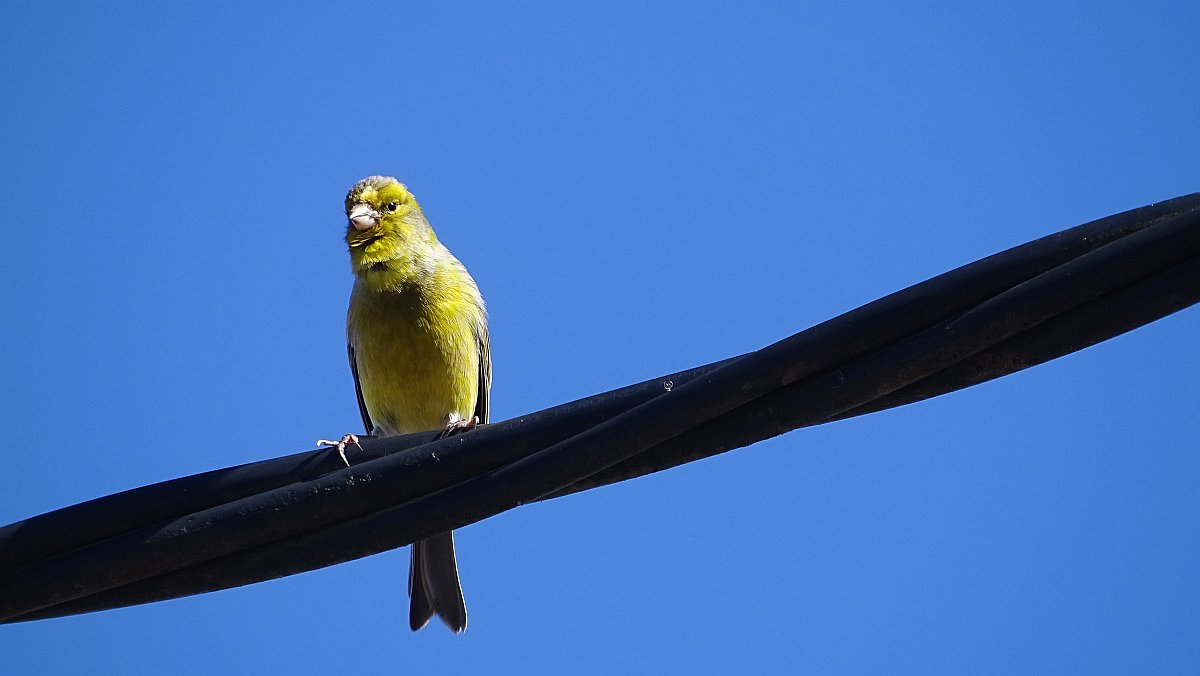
[409,530,468,633]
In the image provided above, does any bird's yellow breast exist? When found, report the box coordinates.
[348,264,483,436]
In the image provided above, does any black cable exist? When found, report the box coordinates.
[1,193,1197,623]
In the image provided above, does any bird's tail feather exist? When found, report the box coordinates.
[409,531,467,633]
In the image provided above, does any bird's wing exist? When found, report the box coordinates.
[474,323,491,425]
[348,343,374,434]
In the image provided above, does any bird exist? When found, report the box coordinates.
[320,175,489,633]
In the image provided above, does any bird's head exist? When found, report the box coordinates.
[344,176,436,270]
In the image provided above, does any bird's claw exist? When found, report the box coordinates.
[317,433,361,466]
[437,416,480,439]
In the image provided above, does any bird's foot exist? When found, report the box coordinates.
[316,433,361,466]
[437,416,480,439]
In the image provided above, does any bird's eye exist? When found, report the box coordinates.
[384,202,399,212]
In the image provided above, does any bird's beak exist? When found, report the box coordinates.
[348,203,379,231]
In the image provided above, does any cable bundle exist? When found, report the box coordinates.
[3,193,1197,623]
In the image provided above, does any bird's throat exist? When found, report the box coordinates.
[355,253,433,293]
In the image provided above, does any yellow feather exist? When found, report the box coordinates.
[347,254,485,434]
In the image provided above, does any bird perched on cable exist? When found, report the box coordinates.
[320,175,489,633]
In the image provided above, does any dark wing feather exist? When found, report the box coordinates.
[348,344,374,434]
[473,323,491,425]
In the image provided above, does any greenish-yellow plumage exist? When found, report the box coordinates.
[341,176,489,633]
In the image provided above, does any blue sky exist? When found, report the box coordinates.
[1,2,1197,673]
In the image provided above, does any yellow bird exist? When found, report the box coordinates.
[324,175,489,633]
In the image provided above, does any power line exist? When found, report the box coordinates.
[2,193,1198,623]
